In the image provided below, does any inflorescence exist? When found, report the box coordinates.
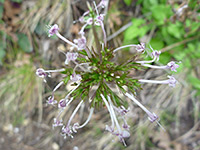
[36,0,179,146]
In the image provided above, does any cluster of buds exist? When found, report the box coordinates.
[36,0,179,146]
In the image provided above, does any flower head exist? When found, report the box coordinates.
[167,76,177,87]
[61,126,73,138]
[95,14,105,26]
[79,16,85,24]
[167,61,179,72]
[65,52,78,65]
[98,0,107,8]
[36,68,47,78]
[74,34,87,50]
[72,123,79,133]
[70,73,82,82]
[48,24,59,37]
[151,50,161,61]
[122,122,130,130]
[47,95,57,105]
[58,99,67,108]
[114,106,130,116]
[136,43,145,53]
[105,125,114,133]
[86,18,93,25]
[148,112,159,123]
[53,118,63,128]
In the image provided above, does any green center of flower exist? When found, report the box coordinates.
[62,47,142,108]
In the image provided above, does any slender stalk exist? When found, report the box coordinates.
[142,64,167,69]
[135,57,156,64]
[67,100,83,127]
[138,79,168,84]
[45,68,66,73]
[56,32,78,48]
[100,94,115,128]
[113,44,137,53]
[53,81,64,92]
[92,25,102,62]
[78,108,94,128]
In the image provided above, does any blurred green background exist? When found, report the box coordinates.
[0,0,199,150]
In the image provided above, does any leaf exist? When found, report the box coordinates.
[124,0,132,6]
[17,33,33,53]
[0,5,3,20]
[161,27,177,44]
[167,22,184,39]
[63,76,70,84]
[150,38,164,50]
[0,48,6,65]
[124,18,150,41]
[151,5,172,25]
[188,75,200,90]
[10,0,22,3]
[159,52,171,64]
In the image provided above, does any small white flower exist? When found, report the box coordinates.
[167,61,179,72]
[65,52,78,65]
[48,24,59,37]
[52,118,63,128]
[36,68,47,78]
[74,35,87,50]
[70,73,82,82]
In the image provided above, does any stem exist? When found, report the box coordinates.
[67,100,83,127]
[45,68,66,73]
[107,96,121,133]
[142,64,167,69]
[125,93,152,116]
[93,1,99,16]
[73,62,91,73]
[138,79,168,84]
[65,83,81,99]
[135,57,156,64]
[100,94,115,128]
[92,25,102,62]
[85,47,92,58]
[80,24,88,34]
[78,107,94,128]
[56,32,78,48]
[113,44,137,53]
[73,61,88,72]
[53,81,64,92]
[100,22,107,46]
[160,36,198,52]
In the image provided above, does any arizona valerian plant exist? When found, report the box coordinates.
[36,0,179,146]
